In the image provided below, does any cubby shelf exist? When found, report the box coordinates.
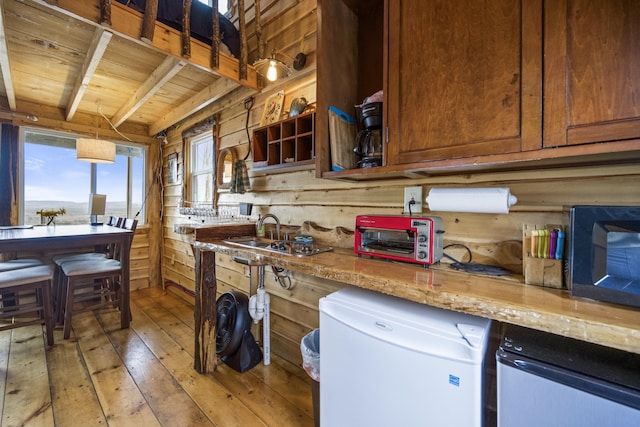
[252,111,315,174]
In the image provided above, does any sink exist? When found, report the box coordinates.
[228,238,272,248]
[224,237,333,257]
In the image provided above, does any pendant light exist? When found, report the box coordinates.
[76,107,115,164]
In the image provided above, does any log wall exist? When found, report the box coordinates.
[161,0,640,366]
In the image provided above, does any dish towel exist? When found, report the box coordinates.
[230,159,250,194]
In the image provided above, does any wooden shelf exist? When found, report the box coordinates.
[252,111,316,174]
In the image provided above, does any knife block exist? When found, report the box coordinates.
[522,224,565,289]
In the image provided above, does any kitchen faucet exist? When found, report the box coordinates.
[257,213,281,240]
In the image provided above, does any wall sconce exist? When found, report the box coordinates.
[253,48,307,82]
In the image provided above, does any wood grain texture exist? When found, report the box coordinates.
[388,0,533,163]
[0,288,314,426]
[1,327,53,426]
[196,241,640,355]
[194,248,217,373]
[141,0,158,42]
[544,0,640,148]
[161,0,640,370]
[1,0,259,136]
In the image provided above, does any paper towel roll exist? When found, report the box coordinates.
[425,187,518,214]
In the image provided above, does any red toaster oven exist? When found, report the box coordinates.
[355,215,444,266]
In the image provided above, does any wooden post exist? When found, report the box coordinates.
[181,0,192,59]
[194,248,217,374]
[238,0,247,81]
[211,0,220,69]
[141,0,159,43]
[255,0,264,60]
[100,0,111,27]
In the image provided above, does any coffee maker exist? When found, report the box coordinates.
[354,102,383,168]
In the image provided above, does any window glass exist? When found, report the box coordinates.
[21,129,146,225]
[190,132,214,204]
[197,0,228,14]
[97,145,145,220]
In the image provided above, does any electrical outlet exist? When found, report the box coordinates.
[403,186,423,214]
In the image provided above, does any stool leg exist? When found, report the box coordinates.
[42,280,54,346]
[54,266,66,325]
[63,277,74,340]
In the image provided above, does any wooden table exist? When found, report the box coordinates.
[0,224,134,329]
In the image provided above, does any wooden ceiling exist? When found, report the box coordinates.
[0,0,258,139]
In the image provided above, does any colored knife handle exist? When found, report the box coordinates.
[538,230,545,259]
[556,230,565,260]
[531,230,538,257]
[549,230,557,259]
[541,230,550,259]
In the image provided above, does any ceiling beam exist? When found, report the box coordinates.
[111,56,186,128]
[51,0,259,90]
[0,0,16,110]
[65,28,113,121]
[149,77,240,136]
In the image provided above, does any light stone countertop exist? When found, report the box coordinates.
[193,240,640,355]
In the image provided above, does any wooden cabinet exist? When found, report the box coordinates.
[386,0,542,165]
[316,0,640,180]
[544,0,640,148]
[252,111,315,173]
[316,0,384,178]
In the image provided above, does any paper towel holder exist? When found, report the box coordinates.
[425,187,518,214]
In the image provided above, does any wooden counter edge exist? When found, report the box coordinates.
[192,240,640,356]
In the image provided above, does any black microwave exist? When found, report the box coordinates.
[569,206,640,308]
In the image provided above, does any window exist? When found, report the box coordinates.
[189,132,215,204]
[20,128,145,225]
[197,0,229,15]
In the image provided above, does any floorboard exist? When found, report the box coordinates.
[46,328,106,426]
[3,326,54,426]
[0,287,314,426]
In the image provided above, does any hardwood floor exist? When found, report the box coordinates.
[0,287,315,426]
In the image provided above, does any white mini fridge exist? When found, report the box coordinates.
[319,287,492,427]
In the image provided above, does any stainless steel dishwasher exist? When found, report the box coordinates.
[319,286,492,427]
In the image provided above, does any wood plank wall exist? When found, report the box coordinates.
[160,0,640,366]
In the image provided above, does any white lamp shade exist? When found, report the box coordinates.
[88,193,107,216]
[76,138,116,164]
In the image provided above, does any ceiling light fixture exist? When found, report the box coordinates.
[76,107,115,164]
[76,138,116,164]
[253,48,307,82]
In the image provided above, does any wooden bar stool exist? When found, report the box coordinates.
[0,264,55,346]
[0,258,44,272]
[58,219,137,339]
[51,216,123,322]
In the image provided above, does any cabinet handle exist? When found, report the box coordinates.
[386,127,389,144]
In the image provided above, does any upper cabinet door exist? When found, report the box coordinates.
[544,0,640,148]
[386,0,542,166]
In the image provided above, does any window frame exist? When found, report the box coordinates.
[18,127,147,225]
[185,129,216,207]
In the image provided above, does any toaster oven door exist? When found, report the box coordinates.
[358,228,416,261]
